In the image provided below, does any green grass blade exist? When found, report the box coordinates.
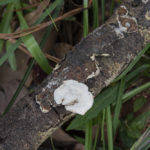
[114,43,150,82]
[110,0,115,16]
[83,0,89,38]
[85,120,93,150]
[6,26,17,70]
[0,39,22,66]
[93,113,102,150]
[15,1,51,74]
[122,81,150,103]
[125,64,150,83]
[113,77,125,135]
[50,137,56,150]
[93,0,99,28]
[93,123,100,150]
[106,106,113,150]
[0,0,18,6]
[0,3,14,52]
[101,0,105,23]
[34,0,64,25]
[6,41,17,70]
[101,109,106,150]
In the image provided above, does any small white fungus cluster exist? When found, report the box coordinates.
[54,80,94,115]
[114,5,137,38]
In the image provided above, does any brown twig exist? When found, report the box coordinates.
[15,3,40,12]
[0,7,83,40]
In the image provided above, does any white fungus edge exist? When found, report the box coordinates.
[54,80,94,115]
[87,63,100,79]
[39,106,49,113]
[36,95,49,113]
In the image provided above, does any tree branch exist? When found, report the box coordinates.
[0,0,150,149]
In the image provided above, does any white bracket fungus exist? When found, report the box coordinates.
[54,80,94,115]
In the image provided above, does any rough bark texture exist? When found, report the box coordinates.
[0,0,150,149]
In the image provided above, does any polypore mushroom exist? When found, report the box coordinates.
[54,80,94,115]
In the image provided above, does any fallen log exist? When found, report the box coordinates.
[0,0,150,149]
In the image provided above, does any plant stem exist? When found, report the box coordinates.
[110,0,114,16]
[93,0,99,28]
[106,106,113,150]
[113,77,125,135]
[83,0,89,37]
[101,109,106,150]
[101,0,105,23]
[85,120,93,150]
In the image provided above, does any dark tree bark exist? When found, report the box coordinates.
[0,0,150,149]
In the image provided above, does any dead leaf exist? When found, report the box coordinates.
[53,42,72,59]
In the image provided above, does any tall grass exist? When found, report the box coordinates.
[106,106,113,150]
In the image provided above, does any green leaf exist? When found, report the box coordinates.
[129,111,150,131]
[0,39,21,66]
[0,0,18,5]
[67,84,119,130]
[0,3,14,52]
[120,125,136,149]
[74,136,85,144]
[0,2,17,69]
[127,128,141,139]
[15,1,51,74]
[6,26,17,70]
[133,97,147,113]
[126,111,150,140]
[6,41,17,70]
